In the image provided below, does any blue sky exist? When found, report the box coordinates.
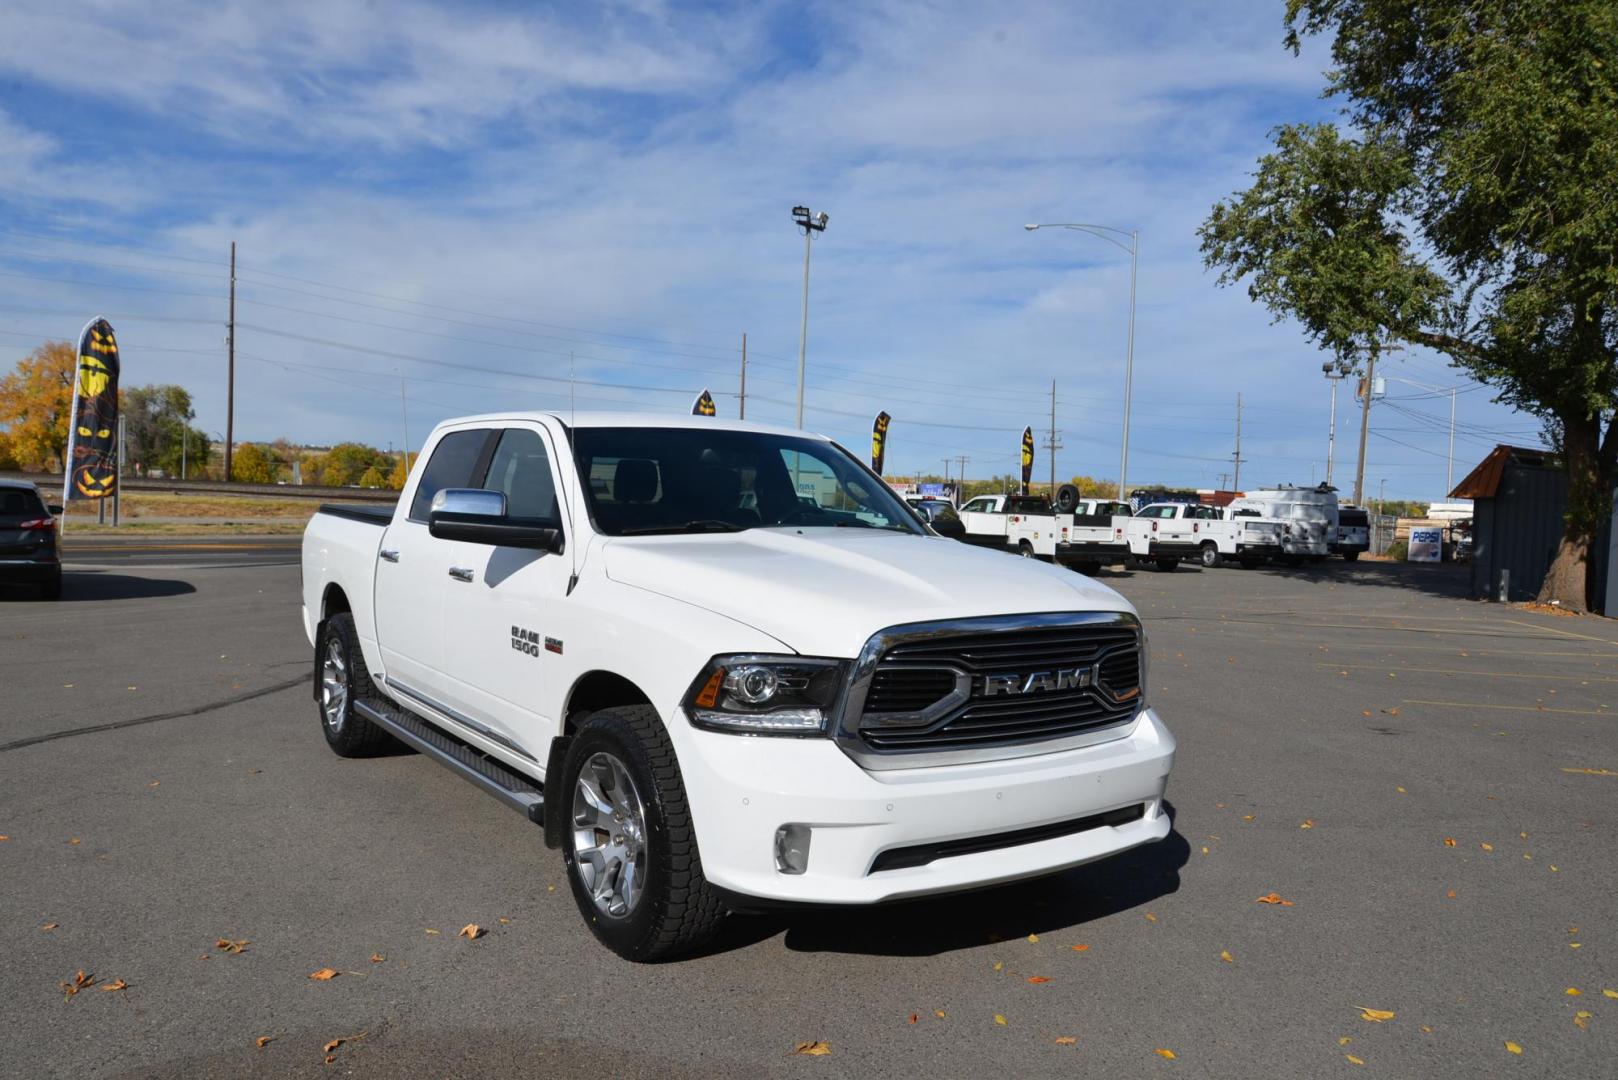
[0,0,1545,500]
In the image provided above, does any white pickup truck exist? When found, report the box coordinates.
[959,494,1133,571]
[301,413,1175,960]
[1126,502,1283,570]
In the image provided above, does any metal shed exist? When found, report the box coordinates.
[1450,445,1611,609]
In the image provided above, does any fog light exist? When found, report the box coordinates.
[774,823,812,875]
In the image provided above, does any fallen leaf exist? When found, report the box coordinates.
[255,1036,275,1049]
[324,1055,335,1065]
[1346,1054,1365,1065]
[1421,1026,1432,1033]
[308,968,338,981]
[59,970,95,1000]
[1300,820,1314,829]
[323,1039,342,1053]
[369,953,385,963]
[792,1042,831,1056]
[68,838,81,846]
[1026,976,1051,984]
[934,1010,946,1018]
[546,885,556,893]
[1242,815,1255,822]
[1480,843,1494,852]
[41,922,59,931]
[1055,1036,1077,1045]
[216,938,250,954]
[1145,912,1159,922]
[459,923,484,940]
[1443,837,1457,847]
[147,781,160,788]
[1604,990,1618,999]
[994,1014,1008,1026]
[992,960,1004,972]
[498,917,510,924]
[1154,1048,1176,1059]
[1357,1007,1396,1023]
[1575,1011,1593,1030]
[908,1013,918,1024]
[1505,1041,1522,1055]
[1362,710,1373,717]
[1256,893,1295,906]
[99,979,128,992]
[1338,1037,1351,1046]
[1396,787,1407,794]
[1566,987,1581,996]
[1571,943,1583,949]
[1070,944,1090,952]
[0,835,8,841]
[1220,950,1234,963]
[1446,889,1457,899]
[424,929,440,935]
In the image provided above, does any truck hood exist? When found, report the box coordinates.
[601,528,1135,657]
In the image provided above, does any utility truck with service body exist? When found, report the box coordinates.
[1125,502,1282,570]
[301,414,1175,960]
[1227,484,1339,563]
[959,493,1134,571]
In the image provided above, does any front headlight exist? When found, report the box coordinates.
[684,655,849,735]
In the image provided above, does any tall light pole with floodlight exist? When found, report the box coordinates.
[1024,222,1138,500]
[792,206,829,429]
[1322,358,1355,486]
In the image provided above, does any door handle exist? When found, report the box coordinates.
[379,549,400,563]
[448,566,474,582]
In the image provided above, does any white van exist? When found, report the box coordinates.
[1227,484,1339,562]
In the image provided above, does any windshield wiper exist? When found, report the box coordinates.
[619,519,748,535]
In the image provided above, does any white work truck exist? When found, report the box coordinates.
[959,493,1133,571]
[1227,484,1338,563]
[1126,502,1283,570]
[301,413,1175,960]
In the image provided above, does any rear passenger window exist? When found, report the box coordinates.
[409,429,493,522]
[484,428,559,521]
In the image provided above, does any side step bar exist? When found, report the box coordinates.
[354,695,545,825]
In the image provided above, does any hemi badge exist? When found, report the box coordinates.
[545,637,564,655]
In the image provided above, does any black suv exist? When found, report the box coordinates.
[0,480,63,599]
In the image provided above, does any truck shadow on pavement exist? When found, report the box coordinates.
[0,571,197,602]
[707,804,1189,958]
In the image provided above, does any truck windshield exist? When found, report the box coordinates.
[571,427,924,536]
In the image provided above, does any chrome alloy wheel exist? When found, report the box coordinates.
[320,637,348,731]
[572,751,648,919]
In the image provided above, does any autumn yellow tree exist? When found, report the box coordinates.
[0,341,76,471]
[230,443,276,483]
[357,465,385,488]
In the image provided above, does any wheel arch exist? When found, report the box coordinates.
[321,582,352,622]
[563,669,655,734]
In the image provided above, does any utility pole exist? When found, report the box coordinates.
[1446,386,1456,493]
[941,458,952,498]
[1231,392,1245,491]
[1044,379,1063,496]
[398,373,411,472]
[225,240,236,483]
[1218,471,1230,491]
[739,332,748,420]
[1353,348,1377,505]
[955,455,969,499]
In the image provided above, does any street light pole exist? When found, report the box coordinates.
[1025,223,1138,500]
[1322,358,1353,486]
[791,206,829,429]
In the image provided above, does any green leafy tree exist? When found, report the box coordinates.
[1200,0,1618,609]
[124,384,209,476]
[318,442,391,487]
[230,442,276,484]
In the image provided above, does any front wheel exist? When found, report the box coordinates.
[1199,542,1220,569]
[560,706,726,962]
[1343,550,1360,562]
[316,613,391,757]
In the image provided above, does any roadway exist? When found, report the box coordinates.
[2,558,1614,1077]
[59,533,300,567]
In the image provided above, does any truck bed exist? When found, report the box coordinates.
[318,502,395,526]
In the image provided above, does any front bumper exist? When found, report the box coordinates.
[674,707,1175,904]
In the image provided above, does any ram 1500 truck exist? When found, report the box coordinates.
[302,413,1175,960]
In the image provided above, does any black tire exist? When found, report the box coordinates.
[1240,556,1262,570]
[1343,550,1360,562]
[39,570,62,600]
[1054,483,1082,514]
[1156,557,1178,572]
[1198,542,1220,569]
[560,706,727,962]
[1074,561,1102,576]
[1018,541,1036,559]
[316,612,391,758]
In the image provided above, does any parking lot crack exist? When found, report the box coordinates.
[0,676,305,753]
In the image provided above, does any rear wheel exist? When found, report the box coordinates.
[316,612,391,757]
[1074,561,1102,576]
[561,706,726,962]
[38,570,62,600]
[1343,550,1360,562]
[1199,542,1220,568]
[1156,557,1178,572]
[1018,540,1036,559]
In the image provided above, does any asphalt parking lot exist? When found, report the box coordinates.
[3,556,1615,1078]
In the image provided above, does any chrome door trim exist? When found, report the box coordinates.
[385,676,537,762]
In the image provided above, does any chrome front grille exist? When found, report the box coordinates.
[839,613,1145,767]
